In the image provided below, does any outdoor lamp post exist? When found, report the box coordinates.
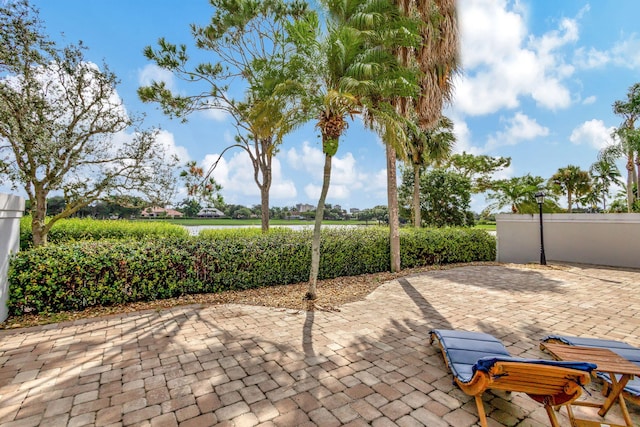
[535,190,547,265]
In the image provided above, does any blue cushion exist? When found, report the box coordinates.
[433,330,596,384]
[542,335,640,365]
[431,329,510,383]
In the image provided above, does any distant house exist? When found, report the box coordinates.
[197,207,225,218]
[296,203,315,213]
[141,207,184,218]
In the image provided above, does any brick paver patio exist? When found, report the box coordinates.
[1,264,640,426]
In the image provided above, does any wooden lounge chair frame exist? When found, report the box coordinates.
[431,330,595,427]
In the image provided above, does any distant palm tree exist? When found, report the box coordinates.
[406,116,455,227]
[602,83,640,211]
[589,158,622,210]
[486,175,546,214]
[549,165,591,213]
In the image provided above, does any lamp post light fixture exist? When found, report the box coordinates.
[535,190,547,265]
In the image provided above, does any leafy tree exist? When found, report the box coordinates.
[180,160,224,209]
[486,175,552,214]
[139,0,308,232]
[0,1,176,246]
[418,169,473,227]
[224,204,249,218]
[549,165,591,213]
[446,152,512,192]
[46,196,66,216]
[177,198,201,218]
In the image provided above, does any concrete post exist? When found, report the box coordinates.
[0,193,25,323]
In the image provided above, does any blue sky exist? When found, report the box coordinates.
[22,0,640,212]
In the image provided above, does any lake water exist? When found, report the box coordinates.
[183,225,496,236]
[182,224,361,236]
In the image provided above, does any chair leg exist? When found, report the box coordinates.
[474,394,488,427]
[544,404,562,427]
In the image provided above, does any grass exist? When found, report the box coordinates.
[473,223,497,230]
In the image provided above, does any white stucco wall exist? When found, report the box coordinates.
[496,213,640,269]
[0,193,25,323]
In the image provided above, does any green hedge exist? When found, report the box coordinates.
[20,217,188,249]
[8,227,495,315]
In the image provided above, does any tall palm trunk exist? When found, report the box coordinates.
[413,163,421,227]
[387,144,401,272]
[307,152,332,300]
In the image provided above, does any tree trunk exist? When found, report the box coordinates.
[31,191,48,247]
[255,139,273,233]
[259,159,271,233]
[412,164,421,228]
[627,155,634,212]
[567,191,573,213]
[387,144,401,273]
[635,153,640,204]
[307,153,333,300]
[260,184,270,233]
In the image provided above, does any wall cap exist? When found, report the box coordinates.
[496,213,640,224]
[0,193,25,219]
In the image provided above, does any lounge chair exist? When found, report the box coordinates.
[430,329,596,427]
[541,335,640,405]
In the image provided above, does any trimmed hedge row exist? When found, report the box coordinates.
[20,217,189,250]
[8,227,495,315]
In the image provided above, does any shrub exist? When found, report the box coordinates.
[20,217,188,249]
[9,227,495,315]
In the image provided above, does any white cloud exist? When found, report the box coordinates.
[203,151,296,203]
[201,108,229,122]
[287,141,386,202]
[569,119,616,150]
[611,34,640,69]
[454,0,579,115]
[155,130,190,164]
[484,112,549,152]
[582,95,597,105]
[286,141,325,177]
[447,115,482,155]
[574,47,610,69]
[138,64,175,91]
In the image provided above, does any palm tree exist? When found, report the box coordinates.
[601,83,640,212]
[405,116,455,227]
[549,165,591,213]
[486,175,548,214]
[382,0,459,271]
[589,158,622,210]
[288,0,410,300]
